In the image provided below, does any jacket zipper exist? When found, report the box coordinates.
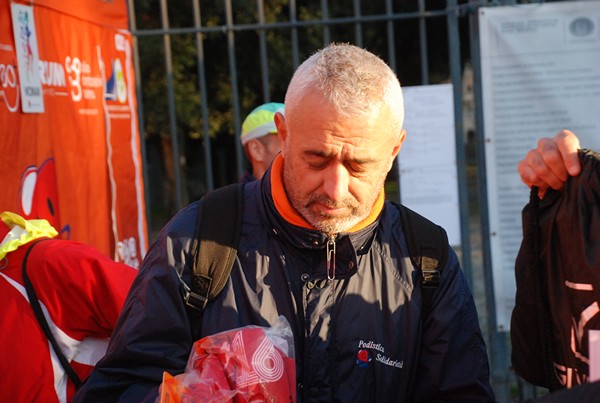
[326,234,336,280]
[301,233,338,400]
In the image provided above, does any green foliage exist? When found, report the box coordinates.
[133,0,471,229]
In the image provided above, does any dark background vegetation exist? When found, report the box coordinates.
[131,0,476,233]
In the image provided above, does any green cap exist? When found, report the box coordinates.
[240,102,284,145]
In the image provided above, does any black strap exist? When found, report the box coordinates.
[398,204,448,319]
[187,183,244,338]
[21,238,82,388]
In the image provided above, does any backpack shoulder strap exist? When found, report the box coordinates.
[185,183,244,316]
[397,203,449,319]
[21,238,83,388]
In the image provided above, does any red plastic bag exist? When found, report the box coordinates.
[159,316,296,403]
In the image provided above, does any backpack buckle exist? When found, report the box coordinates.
[184,290,208,312]
[185,274,212,312]
[422,269,440,288]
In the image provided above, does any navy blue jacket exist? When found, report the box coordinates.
[75,169,495,402]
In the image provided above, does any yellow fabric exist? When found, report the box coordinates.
[0,211,58,259]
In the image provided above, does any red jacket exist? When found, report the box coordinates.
[0,237,136,402]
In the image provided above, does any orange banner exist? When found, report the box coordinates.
[0,0,147,266]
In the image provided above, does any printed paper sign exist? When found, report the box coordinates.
[479,1,600,331]
[397,84,461,247]
[10,3,44,113]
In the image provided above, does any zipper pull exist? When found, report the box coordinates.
[326,234,336,280]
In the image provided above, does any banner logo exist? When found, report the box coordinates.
[0,63,19,112]
[10,4,44,113]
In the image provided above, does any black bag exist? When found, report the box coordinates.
[511,149,600,390]
[530,379,600,402]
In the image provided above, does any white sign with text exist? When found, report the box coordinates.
[398,84,461,247]
[479,1,600,331]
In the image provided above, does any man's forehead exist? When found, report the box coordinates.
[300,143,381,163]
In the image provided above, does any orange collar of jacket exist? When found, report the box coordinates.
[270,154,384,232]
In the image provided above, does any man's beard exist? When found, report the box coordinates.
[283,165,384,234]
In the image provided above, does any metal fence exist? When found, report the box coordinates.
[127,0,549,401]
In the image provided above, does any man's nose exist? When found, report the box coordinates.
[323,164,350,202]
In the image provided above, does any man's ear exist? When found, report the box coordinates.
[392,129,406,159]
[388,129,406,171]
[274,111,287,144]
[247,139,264,162]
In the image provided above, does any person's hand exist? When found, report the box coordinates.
[517,130,581,198]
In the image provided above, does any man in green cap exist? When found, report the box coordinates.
[240,102,284,182]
